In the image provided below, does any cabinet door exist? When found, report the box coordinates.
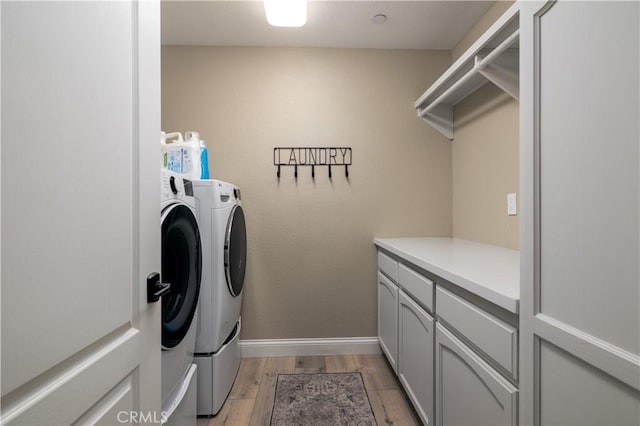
[378,271,398,373]
[520,2,640,424]
[399,290,434,426]
[435,323,518,426]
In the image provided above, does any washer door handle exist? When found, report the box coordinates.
[169,176,178,194]
[147,272,171,303]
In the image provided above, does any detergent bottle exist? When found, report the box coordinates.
[161,131,201,179]
[200,139,210,179]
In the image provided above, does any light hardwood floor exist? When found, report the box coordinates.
[197,354,421,426]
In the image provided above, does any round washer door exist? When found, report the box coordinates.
[224,204,246,297]
[161,203,202,349]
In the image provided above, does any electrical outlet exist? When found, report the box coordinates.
[507,193,517,216]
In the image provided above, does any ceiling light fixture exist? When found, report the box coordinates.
[264,0,307,27]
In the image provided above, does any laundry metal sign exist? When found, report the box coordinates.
[273,147,352,179]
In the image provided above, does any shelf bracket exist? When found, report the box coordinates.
[419,103,454,140]
[475,48,519,100]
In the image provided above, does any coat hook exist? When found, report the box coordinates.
[328,164,332,179]
[312,165,315,178]
[345,165,349,178]
[277,164,281,178]
[294,164,298,179]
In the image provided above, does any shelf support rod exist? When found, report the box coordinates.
[474,29,520,70]
[419,67,478,115]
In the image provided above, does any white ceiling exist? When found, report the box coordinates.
[161,1,495,50]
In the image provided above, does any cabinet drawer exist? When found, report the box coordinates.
[399,263,433,313]
[436,287,518,378]
[378,251,398,283]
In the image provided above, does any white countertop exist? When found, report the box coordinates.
[374,237,520,314]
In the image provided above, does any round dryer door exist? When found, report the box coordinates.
[224,204,246,297]
[161,204,202,349]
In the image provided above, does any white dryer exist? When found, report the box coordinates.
[160,171,201,426]
[192,179,246,416]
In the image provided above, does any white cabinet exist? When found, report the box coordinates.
[398,290,434,426]
[377,271,399,373]
[519,1,640,424]
[435,323,518,426]
[377,253,436,424]
[376,241,520,426]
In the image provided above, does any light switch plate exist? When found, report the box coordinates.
[507,193,517,216]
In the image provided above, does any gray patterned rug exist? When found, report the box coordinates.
[270,372,376,426]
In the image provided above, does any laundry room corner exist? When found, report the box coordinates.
[161,46,454,344]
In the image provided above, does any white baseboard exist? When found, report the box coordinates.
[238,337,381,358]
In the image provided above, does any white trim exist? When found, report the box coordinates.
[238,337,381,358]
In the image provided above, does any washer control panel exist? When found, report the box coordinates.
[161,171,186,199]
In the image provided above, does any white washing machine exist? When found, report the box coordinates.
[160,171,201,426]
[192,179,246,416]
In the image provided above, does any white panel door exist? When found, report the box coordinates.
[1,1,161,424]
[520,1,640,424]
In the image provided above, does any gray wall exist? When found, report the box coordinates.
[162,46,452,339]
[451,0,520,250]
[452,84,519,250]
[451,1,515,62]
